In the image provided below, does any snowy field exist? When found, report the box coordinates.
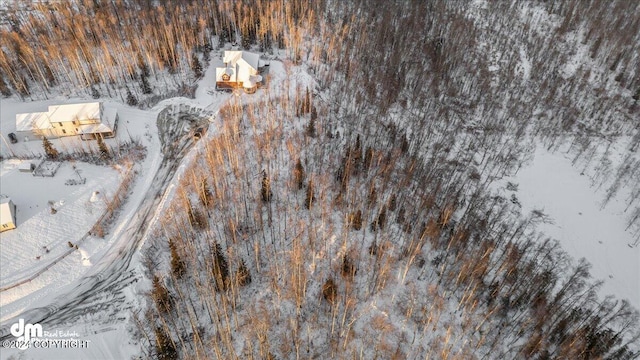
[0,160,123,288]
[509,144,639,309]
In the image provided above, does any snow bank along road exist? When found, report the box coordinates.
[0,104,208,342]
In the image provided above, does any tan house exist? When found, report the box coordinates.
[0,198,17,232]
[216,51,263,93]
[15,102,118,141]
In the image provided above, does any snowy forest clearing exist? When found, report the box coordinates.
[511,144,640,309]
[0,160,123,289]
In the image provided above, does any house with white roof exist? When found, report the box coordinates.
[216,50,263,93]
[15,102,118,141]
[0,198,17,232]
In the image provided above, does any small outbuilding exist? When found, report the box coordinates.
[18,162,35,173]
[0,198,17,232]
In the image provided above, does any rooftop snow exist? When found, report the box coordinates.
[78,123,113,134]
[0,198,15,227]
[217,51,261,84]
[216,67,237,82]
[48,102,101,123]
[15,111,51,132]
[15,102,103,131]
[223,50,260,70]
[104,107,118,125]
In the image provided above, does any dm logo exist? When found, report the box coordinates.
[10,318,43,350]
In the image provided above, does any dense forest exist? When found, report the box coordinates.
[1,0,639,359]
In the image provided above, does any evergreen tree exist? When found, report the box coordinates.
[294,158,305,190]
[377,206,387,230]
[96,135,111,160]
[202,40,212,62]
[42,137,59,159]
[400,134,409,153]
[236,259,251,286]
[0,76,12,97]
[198,178,213,208]
[306,113,316,138]
[154,327,177,360]
[303,87,311,114]
[14,75,30,99]
[211,242,229,291]
[241,28,253,50]
[299,87,311,115]
[341,254,357,279]
[219,27,231,45]
[151,275,172,313]
[388,194,397,211]
[169,239,186,279]
[137,53,150,78]
[261,170,272,202]
[43,63,56,86]
[90,85,100,99]
[322,278,337,305]
[140,74,152,94]
[368,186,377,205]
[126,88,138,106]
[276,34,285,49]
[305,180,315,209]
[191,54,203,78]
[371,206,387,231]
[350,210,363,230]
[351,136,363,174]
[187,204,207,229]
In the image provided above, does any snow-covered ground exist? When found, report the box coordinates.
[0,160,123,288]
[510,144,639,309]
[0,50,239,359]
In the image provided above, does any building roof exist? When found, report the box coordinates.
[243,75,263,89]
[78,123,113,134]
[104,107,118,125]
[18,162,33,170]
[48,102,101,123]
[15,102,104,131]
[0,198,15,226]
[223,51,260,71]
[217,51,261,83]
[16,111,51,131]
[216,67,237,83]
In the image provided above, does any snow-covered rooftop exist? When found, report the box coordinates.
[15,102,104,132]
[18,162,33,171]
[0,198,15,227]
[217,51,261,83]
[216,67,237,83]
[78,123,113,134]
[48,102,101,123]
[104,107,118,125]
[15,111,51,132]
[223,50,260,71]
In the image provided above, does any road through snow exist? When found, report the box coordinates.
[0,104,208,347]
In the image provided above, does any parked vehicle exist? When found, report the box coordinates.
[8,133,18,144]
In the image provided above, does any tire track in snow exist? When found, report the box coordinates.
[0,106,204,339]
